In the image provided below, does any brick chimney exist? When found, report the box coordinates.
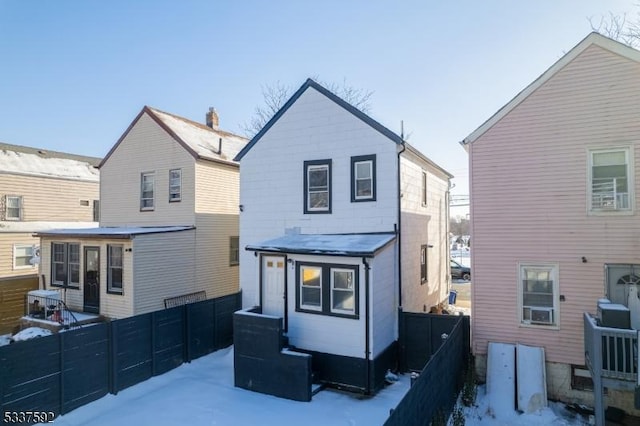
[206,107,219,128]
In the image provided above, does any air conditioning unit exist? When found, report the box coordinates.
[523,306,554,325]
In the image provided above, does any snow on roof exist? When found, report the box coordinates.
[35,226,194,238]
[0,221,98,233]
[246,233,396,257]
[148,107,248,164]
[0,142,100,181]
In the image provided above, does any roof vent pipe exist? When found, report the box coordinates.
[218,138,222,155]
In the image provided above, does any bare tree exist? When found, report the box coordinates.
[590,8,640,48]
[242,78,373,137]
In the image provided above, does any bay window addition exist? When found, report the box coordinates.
[51,242,80,287]
[296,262,358,318]
[5,195,22,220]
[140,172,155,211]
[304,159,332,213]
[519,263,558,327]
[13,245,34,269]
[107,244,124,294]
[169,169,182,202]
[589,148,632,212]
[351,155,376,202]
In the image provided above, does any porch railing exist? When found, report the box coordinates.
[25,292,80,328]
[584,312,638,426]
[584,312,637,382]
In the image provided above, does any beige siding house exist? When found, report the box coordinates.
[0,143,99,280]
[464,33,640,414]
[37,107,247,318]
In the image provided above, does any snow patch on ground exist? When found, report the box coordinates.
[0,334,11,347]
[11,327,52,342]
[43,346,410,426]
[454,385,589,425]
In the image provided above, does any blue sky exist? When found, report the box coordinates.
[1,0,637,209]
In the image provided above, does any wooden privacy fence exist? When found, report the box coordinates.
[386,313,470,426]
[0,292,241,424]
[0,275,39,334]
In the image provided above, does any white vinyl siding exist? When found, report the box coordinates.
[589,147,633,213]
[169,169,182,202]
[285,254,365,358]
[140,172,155,211]
[13,244,34,269]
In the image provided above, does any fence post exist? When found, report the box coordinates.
[398,307,405,372]
[212,298,218,350]
[59,332,65,415]
[185,304,191,363]
[151,312,157,376]
[111,321,119,395]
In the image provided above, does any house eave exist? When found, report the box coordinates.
[463,32,640,146]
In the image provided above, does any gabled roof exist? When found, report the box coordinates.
[461,32,640,148]
[99,106,248,168]
[234,78,404,161]
[245,232,396,257]
[0,142,100,182]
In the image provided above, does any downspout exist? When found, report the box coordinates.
[363,257,371,394]
[396,141,406,310]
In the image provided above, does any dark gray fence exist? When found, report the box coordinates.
[386,313,470,426]
[0,292,241,424]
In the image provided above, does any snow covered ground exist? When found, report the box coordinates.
[36,343,592,426]
[41,346,409,426]
[456,385,590,425]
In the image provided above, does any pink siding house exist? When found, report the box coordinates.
[463,32,640,417]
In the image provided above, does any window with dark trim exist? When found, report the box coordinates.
[420,245,428,283]
[351,154,376,202]
[51,242,81,288]
[229,236,239,266]
[303,159,332,214]
[140,172,155,211]
[295,261,358,318]
[93,200,100,222]
[107,244,124,294]
[421,171,427,206]
[169,169,182,202]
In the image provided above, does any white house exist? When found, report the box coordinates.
[36,106,247,318]
[234,79,452,393]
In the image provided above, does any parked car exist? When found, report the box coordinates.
[450,259,471,281]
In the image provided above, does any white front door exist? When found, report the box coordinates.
[262,256,286,317]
